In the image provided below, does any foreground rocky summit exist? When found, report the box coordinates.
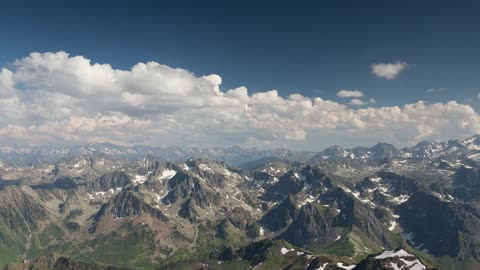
[3,254,126,270]
[2,135,480,269]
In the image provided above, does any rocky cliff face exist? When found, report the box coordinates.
[398,191,480,260]
[260,194,298,231]
[86,171,131,192]
[90,188,169,233]
[280,202,337,247]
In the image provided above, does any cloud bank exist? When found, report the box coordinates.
[0,52,478,149]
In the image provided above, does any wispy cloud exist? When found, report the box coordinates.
[336,89,364,98]
[426,88,447,93]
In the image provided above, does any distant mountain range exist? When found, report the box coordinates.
[2,135,480,269]
[0,143,315,167]
[2,134,480,168]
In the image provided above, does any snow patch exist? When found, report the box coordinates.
[390,194,410,204]
[400,258,426,270]
[317,262,328,270]
[158,188,172,201]
[294,172,306,181]
[280,247,295,255]
[133,174,147,184]
[337,262,356,270]
[159,169,177,180]
[388,220,397,231]
[375,249,414,259]
[199,164,213,172]
[375,249,426,270]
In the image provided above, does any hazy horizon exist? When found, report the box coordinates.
[1,133,479,154]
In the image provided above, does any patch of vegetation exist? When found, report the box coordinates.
[316,238,355,257]
[65,221,80,232]
[0,245,18,266]
[77,229,159,269]
[39,224,64,246]
[65,209,84,221]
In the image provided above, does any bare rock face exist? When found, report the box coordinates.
[86,171,131,192]
[398,191,480,259]
[89,188,169,234]
[260,194,298,231]
[280,202,337,247]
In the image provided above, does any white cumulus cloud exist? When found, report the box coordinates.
[371,61,408,80]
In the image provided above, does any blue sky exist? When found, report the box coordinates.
[1,0,479,105]
[0,0,479,149]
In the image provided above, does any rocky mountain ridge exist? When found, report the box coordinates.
[1,135,480,269]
